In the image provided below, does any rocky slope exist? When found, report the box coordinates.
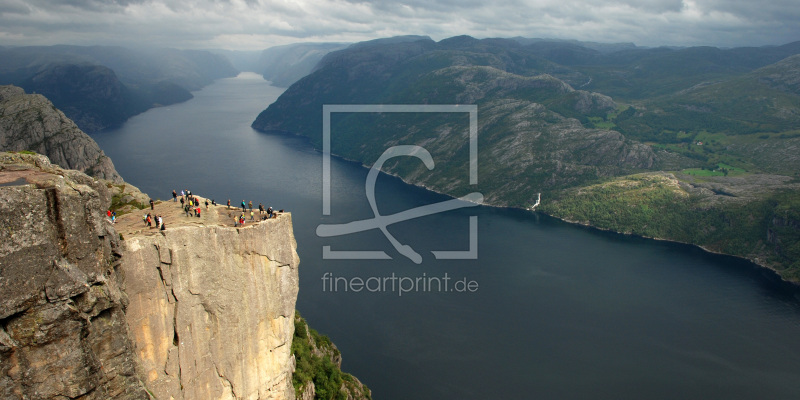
[0,152,148,399]
[291,314,371,400]
[0,84,122,182]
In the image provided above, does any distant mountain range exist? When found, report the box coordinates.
[252,35,800,281]
[0,45,237,132]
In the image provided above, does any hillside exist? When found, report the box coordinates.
[252,35,800,281]
[0,45,237,132]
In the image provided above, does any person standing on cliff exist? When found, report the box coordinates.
[205,199,209,209]
[172,190,177,202]
[227,199,231,210]
[149,198,154,210]
[248,200,253,212]
[241,200,246,212]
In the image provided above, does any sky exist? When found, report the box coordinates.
[0,0,798,51]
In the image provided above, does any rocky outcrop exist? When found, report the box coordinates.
[0,152,148,399]
[0,85,123,183]
[119,216,299,400]
[1,153,305,399]
[292,315,371,400]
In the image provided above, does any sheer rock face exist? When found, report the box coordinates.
[119,213,299,400]
[0,152,149,399]
[0,85,123,183]
[1,153,301,400]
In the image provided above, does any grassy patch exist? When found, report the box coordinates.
[682,163,747,177]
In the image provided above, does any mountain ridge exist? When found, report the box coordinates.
[252,35,800,281]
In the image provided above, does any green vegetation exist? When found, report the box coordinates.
[682,163,747,177]
[541,174,800,281]
[292,313,371,400]
[253,36,800,281]
[108,184,148,216]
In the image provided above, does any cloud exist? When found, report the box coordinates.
[0,0,797,50]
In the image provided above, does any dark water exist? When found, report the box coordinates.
[94,73,800,399]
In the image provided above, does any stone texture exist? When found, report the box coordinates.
[119,215,300,400]
[0,85,123,183]
[0,152,149,399]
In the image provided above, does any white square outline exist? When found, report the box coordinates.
[322,104,478,260]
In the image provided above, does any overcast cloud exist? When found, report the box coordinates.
[0,0,797,50]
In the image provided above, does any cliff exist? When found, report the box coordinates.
[0,85,123,183]
[0,152,148,399]
[1,152,369,399]
[117,207,299,400]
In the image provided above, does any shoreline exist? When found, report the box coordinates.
[256,128,798,286]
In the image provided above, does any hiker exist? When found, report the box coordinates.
[146,213,152,228]
[233,215,238,227]
[142,213,147,225]
[111,211,116,224]
[248,201,253,211]
[250,211,254,221]
[267,206,273,218]
[227,199,231,210]
[149,199,154,210]
[241,200,246,212]
[172,190,177,202]
[106,210,112,218]
[184,204,190,217]
[160,222,166,231]
[205,199,209,209]
[196,207,201,218]
[258,203,264,214]
[212,199,216,206]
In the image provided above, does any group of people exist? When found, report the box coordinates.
[171,189,283,228]
[143,212,165,230]
[177,189,217,218]
[226,198,281,227]
[106,209,117,223]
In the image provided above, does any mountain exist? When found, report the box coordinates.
[252,35,800,281]
[18,63,148,132]
[256,42,350,87]
[0,85,122,182]
[0,45,237,132]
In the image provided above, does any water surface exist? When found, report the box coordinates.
[94,72,800,399]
